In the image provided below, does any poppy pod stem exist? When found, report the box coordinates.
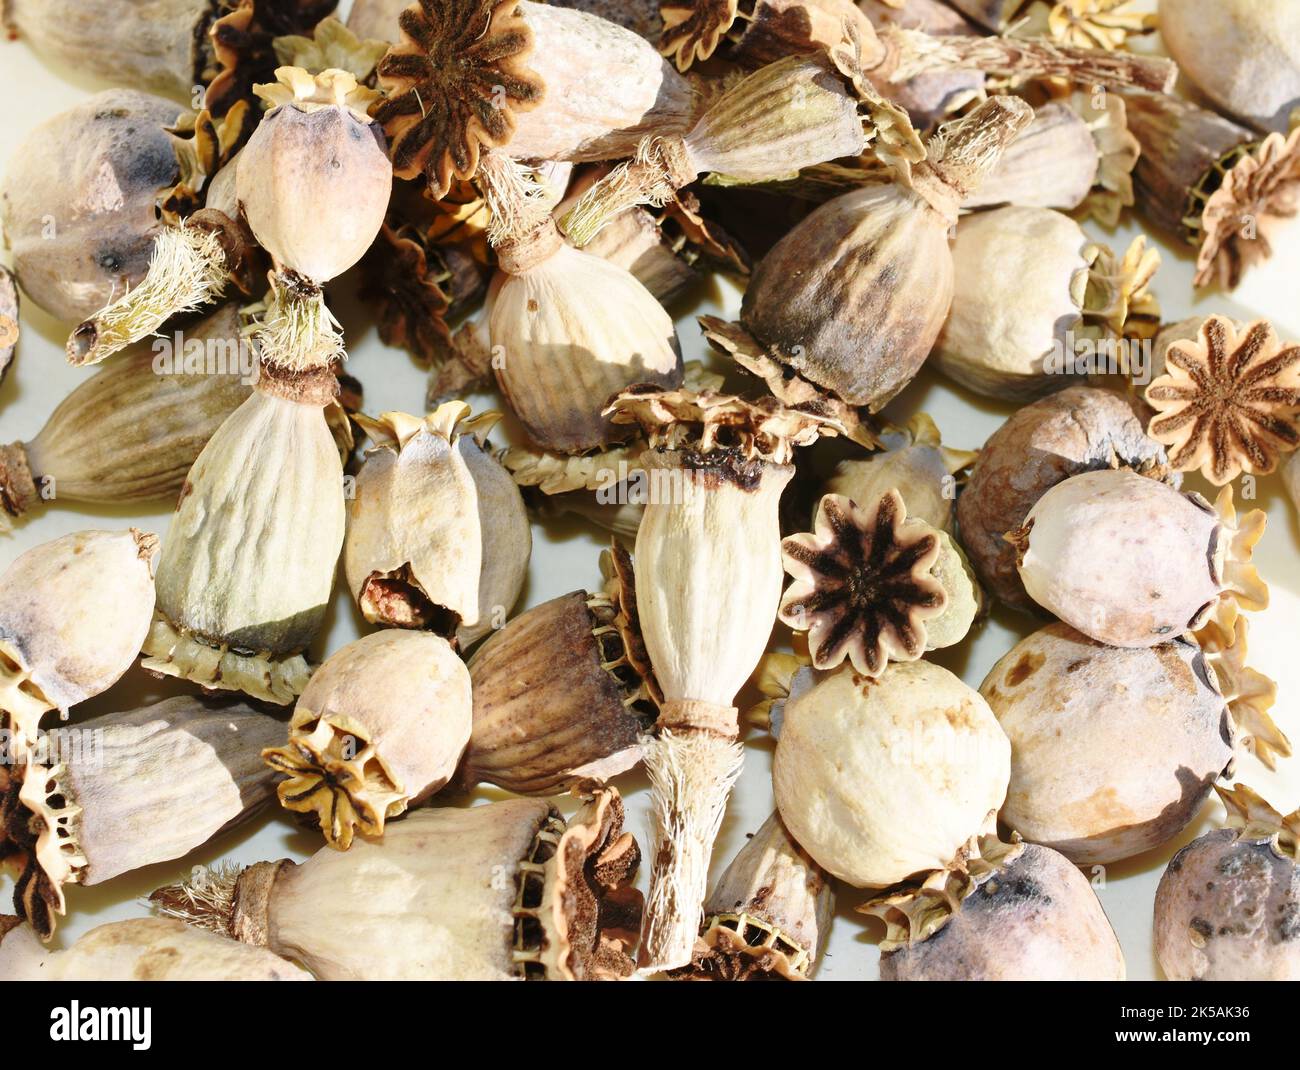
[254,269,346,372]
[66,224,230,367]
[604,388,835,972]
[877,27,1178,94]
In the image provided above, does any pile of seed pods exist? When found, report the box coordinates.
[0,0,1298,983]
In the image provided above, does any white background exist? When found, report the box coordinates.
[0,0,1297,980]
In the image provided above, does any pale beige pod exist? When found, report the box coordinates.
[824,413,976,534]
[1011,471,1267,647]
[964,102,1099,213]
[671,811,834,981]
[142,366,345,705]
[982,624,1235,865]
[237,67,392,372]
[957,385,1176,611]
[346,405,484,634]
[0,529,157,748]
[1,696,283,939]
[932,206,1159,400]
[773,660,1011,889]
[262,630,472,849]
[490,241,683,453]
[455,416,532,648]
[152,789,644,980]
[373,0,696,196]
[0,916,311,981]
[1,304,252,530]
[606,389,833,972]
[1160,0,1300,134]
[0,89,179,323]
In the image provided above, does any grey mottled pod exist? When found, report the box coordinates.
[1155,784,1300,980]
[1,695,283,939]
[956,386,1174,611]
[981,623,1234,865]
[0,90,178,322]
[867,840,1125,980]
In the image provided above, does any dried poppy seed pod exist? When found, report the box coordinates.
[864,837,1125,981]
[560,44,921,246]
[0,916,311,981]
[3,0,334,114]
[374,0,694,198]
[237,67,391,372]
[66,128,263,369]
[957,386,1174,611]
[982,623,1234,865]
[933,207,1160,401]
[773,660,1011,888]
[142,365,345,705]
[462,549,656,795]
[1160,0,1300,135]
[1010,472,1267,648]
[455,418,532,649]
[670,811,833,981]
[345,406,484,634]
[702,96,1033,415]
[152,789,643,980]
[1155,783,1300,981]
[779,491,949,678]
[0,529,157,749]
[1,305,252,531]
[478,153,683,454]
[0,90,179,324]
[825,414,976,535]
[263,630,471,849]
[964,102,1099,213]
[606,389,834,972]
[1,696,283,939]
[1144,315,1300,486]
[1124,92,1300,290]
